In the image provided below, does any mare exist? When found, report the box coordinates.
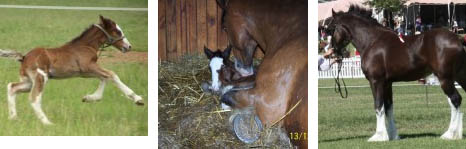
[1,15,144,125]
[217,0,308,147]
[328,5,466,141]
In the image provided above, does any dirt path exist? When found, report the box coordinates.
[98,51,147,64]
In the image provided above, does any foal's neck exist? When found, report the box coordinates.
[67,25,107,51]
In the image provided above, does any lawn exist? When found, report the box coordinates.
[0,0,147,8]
[0,2,147,135]
[319,78,466,148]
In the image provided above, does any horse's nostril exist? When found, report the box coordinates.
[128,45,132,50]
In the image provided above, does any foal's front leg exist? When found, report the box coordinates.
[89,65,144,105]
[82,78,106,102]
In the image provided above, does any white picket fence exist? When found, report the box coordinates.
[318,57,365,79]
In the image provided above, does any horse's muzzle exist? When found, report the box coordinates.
[234,59,254,77]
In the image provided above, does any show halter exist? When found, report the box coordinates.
[93,24,126,49]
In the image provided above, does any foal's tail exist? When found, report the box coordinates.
[0,49,23,62]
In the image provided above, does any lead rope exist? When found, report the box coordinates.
[334,57,348,98]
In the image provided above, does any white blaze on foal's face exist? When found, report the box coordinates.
[116,24,131,50]
[209,57,224,91]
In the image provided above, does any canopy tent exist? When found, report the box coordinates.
[405,0,466,6]
[318,0,369,21]
[403,0,466,34]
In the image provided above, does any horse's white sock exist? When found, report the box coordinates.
[368,105,389,142]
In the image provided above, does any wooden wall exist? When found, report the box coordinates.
[158,0,228,61]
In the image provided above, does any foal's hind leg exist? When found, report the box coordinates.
[439,78,463,140]
[7,76,32,120]
[88,65,144,105]
[29,70,53,125]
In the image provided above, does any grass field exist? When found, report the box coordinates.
[0,0,147,8]
[319,78,466,148]
[0,1,147,135]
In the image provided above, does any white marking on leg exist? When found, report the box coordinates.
[110,72,142,103]
[385,105,399,140]
[209,57,223,91]
[7,83,17,120]
[441,97,463,140]
[37,69,47,80]
[368,105,389,142]
[30,92,52,125]
[83,79,106,101]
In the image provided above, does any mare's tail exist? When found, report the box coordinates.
[0,49,23,62]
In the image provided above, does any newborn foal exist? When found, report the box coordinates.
[202,46,256,109]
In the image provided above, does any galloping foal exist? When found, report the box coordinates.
[0,15,144,125]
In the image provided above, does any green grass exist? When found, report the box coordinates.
[319,78,466,148]
[0,60,147,135]
[0,5,148,135]
[0,0,147,8]
[0,8,147,52]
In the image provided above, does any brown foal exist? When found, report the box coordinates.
[2,15,144,125]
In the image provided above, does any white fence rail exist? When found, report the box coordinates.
[318,57,365,79]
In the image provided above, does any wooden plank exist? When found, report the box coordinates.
[217,4,228,51]
[186,0,197,54]
[175,0,182,59]
[158,0,167,61]
[181,0,187,56]
[206,0,217,50]
[166,0,177,60]
[196,0,207,53]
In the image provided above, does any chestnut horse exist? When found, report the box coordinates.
[328,5,465,141]
[1,16,144,125]
[217,0,308,147]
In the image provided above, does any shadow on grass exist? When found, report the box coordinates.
[319,135,369,143]
[400,133,438,139]
[320,133,447,143]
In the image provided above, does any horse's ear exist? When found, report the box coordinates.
[204,46,214,59]
[223,45,232,58]
[216,0,229,10]
[332,9,336,16]
[99,15,112,28]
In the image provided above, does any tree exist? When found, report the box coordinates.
[364,0,407,29]
[364,0,407,13]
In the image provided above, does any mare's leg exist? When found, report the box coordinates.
[7,76,32,120]
[368,79,391,142]
[88,64,144,105]
[384,83,399,140]
[440,78,463,140]
[29,69,53,125]
[82,78,106,102]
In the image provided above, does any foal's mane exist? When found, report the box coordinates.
[69,25,96,44]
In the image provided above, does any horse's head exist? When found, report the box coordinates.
[328,9,352,57]
[217,0,256,77]
[204,45,233,92]
[98,15,132,53]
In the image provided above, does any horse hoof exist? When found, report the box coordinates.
[135,100,145,106]
[441,131,462,140]
[201,82,212,93]
[368,132,389,142]
[82,95,101,102]
[42,121,54,125]
[8,115,17,120]
[232,114,263,144]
